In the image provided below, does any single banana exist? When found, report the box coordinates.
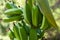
[32,5,38,27]
[8,29,15,39]
[37,6,43,27]
[22,21,30,35]
[32,5,43,27]
[3,16,23,22]
[4,8,23,16]
[40,16,51,31]
[23,0,32,25]
[13,23,21,40]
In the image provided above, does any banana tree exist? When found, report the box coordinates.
[3,0,58,40]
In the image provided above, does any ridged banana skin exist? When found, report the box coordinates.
[32,5,38,27]
[37,0,58,28]
[4,8,23,16]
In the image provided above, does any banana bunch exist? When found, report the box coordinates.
[24,0,57,28]
[4,0,58,40]
[8,22,29,40]
[4,2,23,22]
[24,0,43,28]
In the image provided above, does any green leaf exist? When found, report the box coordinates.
[37,0,58,28]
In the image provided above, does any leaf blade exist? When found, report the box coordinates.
[37,0,58,28]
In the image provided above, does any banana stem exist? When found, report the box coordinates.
[29,28,37,40]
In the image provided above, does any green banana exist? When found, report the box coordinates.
[37,16,51,38]
[4,8,23,16]
[37,17,48,39]
[40,16,51,32]
[24,0,32,25]
[8,29,15,39]
[18,22,23,27]
[32,5,38,27]
[3,16,23,22]
[37,0,58,28]
[29,29,37,40]
[13,23,21,40]
[20,27,28,40]
[40,16,48,31]
[37,6,43,27]
[32,5,43,27]
[6,2,17,9]
[22,21,30,35]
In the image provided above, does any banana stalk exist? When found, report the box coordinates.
[29,28,37,40]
